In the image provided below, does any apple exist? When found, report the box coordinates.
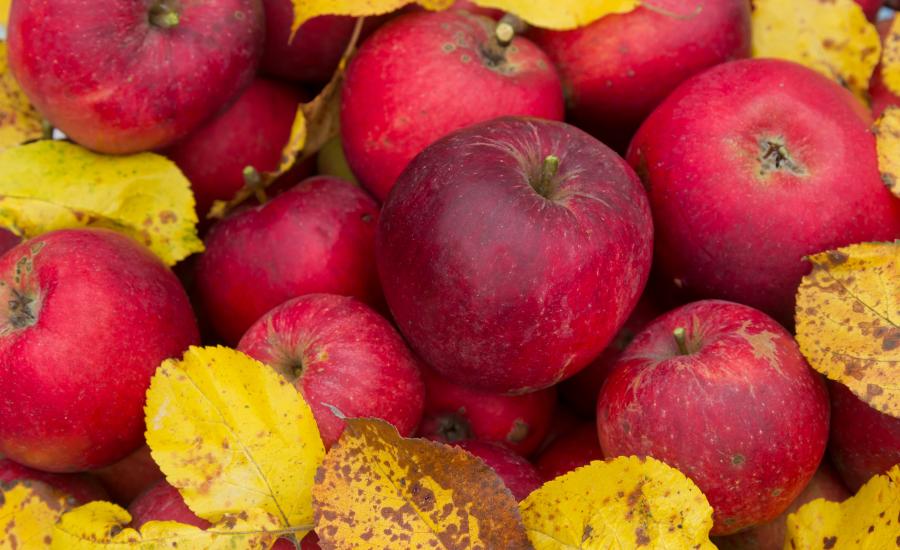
[530,0,750,152]
[0,229,199,472]
[377,116,653,393]
[627,59,900,325]
[597,300,830,535]
[316,136,359,185]
[237,293,424,448]
[534,423,604,481]
[0,458,108,504]
[341,10,564,200]
[417,367,556,456]
[869,18,898,119]
[165,78,305,219]
[828,381,900,492]
[7,0,264,154]
[196,176,381,344]
[453,440,542,501]
[856,0,883,20]
[92,445,164,505]
[533,404,582,454]
[0,230,21,257]
[452,0,504,19]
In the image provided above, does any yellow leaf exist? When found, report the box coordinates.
[0,141,202,265]
[145,346,324,538]
[875,106,900,199]
[292,0,451,35]
[795,242,900,418]
[0,0,9,27]
[0,481,71,550]
[0,41,43,153]
[471,0,638,30]
[520,456,716,549]
[51,501,282,550]
[751,0,880,99]
[313,417,532,549]
[880,17,900,98]
[785,464,900,549]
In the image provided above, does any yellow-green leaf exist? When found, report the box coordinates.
[0,141,202,265]
[292,0,451,35]
[0,481,72,550]
[51,501,281,550]
[0,41,43,153]
[519,456,716,549]
[785,464,900,549]
[313,417,532,549]
[0,0,9,27]
[145,346,324,537]
[751,0,880,99]
[471,0,638,30]
[875,106,900,199]
[880,16,900,98]
[795,242,900,418]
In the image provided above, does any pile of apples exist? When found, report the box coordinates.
[0,0,898,547]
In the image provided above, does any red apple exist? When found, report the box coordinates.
[196,176,381,344]
[417,367,556,456]
[7,0,264,154]
[828,381,900,492]
[856,0,882,20]
[341,10,564,200]
[92,445,164,505]
[0,230,21,257]
[0,458,108,504]
[534,423,604,481]
[237,293,424,448]
[869,18,898,119]
[376,116,653,393]
[165,78,304,218]
[0,229,199,472]
[533,404,582,455]
[597,300,830,535]
[627,59,900,325]
[451,0,504,18]
[531,0,750,152]
[454,440,542,501]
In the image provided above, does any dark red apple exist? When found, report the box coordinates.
[417,367,556,456]
[196,176,381,344]
[627,59,900,325]
[377,116,653,393]
[597,300,830,535]
[828,381,900,492]
[856,0,882,20]
[341,10,564,200]
[454,440,542,501]
[237,293,424,448]
[0,458,108,504]
[7,0,264,154]
[0,230,21,257]
[533,404,582,455]
[0,229,199,472]
[531,0,750,152]
[869,18,898,119]
[451,0,504,18]
[534,423,604,481]
[92,445,164,505]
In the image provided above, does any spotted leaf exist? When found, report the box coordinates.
[0,481,72,550]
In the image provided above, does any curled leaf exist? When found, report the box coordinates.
[0,41,44,153]
[880,16,900,98]
[795,242,900,418]
[145,346,324,538]
[0,481,72,550]
[313,417,531,549]
[519,456,716,549]
[875,106,900,199]
[470,0,639,30]
[292,0,451,34]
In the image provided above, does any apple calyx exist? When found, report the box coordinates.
[673,327,690,355]
[531,154,560,199]
[148,0,181,29]
[7,287,38,330]
[434,411,473,442]
[758,138,805,177]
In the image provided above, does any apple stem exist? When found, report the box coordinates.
[673,327,689,355]
[242,166,268,204]
[40,119,54,140]
[482,15,523,65]
[532,154,560,198]
[149,2,180,29]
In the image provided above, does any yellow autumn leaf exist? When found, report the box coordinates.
[795,242,900,417]
[292,0,451,35]
[51,501,281,550]
[0,140,202,265]
[785,464,900,549]
[0,0,9,27]
[875,106,900,199]
[0,481,72,550]
[0,41,44,153]
[519,456,716,549]
[751,0,880,99]
[145,346,324,541]
[471,0,638,30]
[880,16,900,98]
[313,417,532,549]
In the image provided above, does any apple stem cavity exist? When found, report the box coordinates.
[673,327,690,355]
[148,1,181,29]
[532,154,560,199]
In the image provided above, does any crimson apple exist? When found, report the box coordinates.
[533,404,582,454]
[341,10,564,200]
[7,0,264,154]
[597,300,829,535]
[237,293,424,448]
[534,423,604,481]
[454,440,542,501]
[0,229,199,472]
[856,0,882,20]
[628,59,900,325]
[196,176,381,344]
[377,116,653,393]
[417,367,556,456]
[531,0,750,152]
[0,458,108,504]
[92,445,164,505]
[451,0,504,18]
[0,230,21,257]
[828,381,900,492]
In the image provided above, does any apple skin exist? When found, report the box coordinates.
[597,300,830,535]
[196,176,381,345]
[534,423,604,481]
[7,0,264,154]
[92,445,164,505]
[165,78,304,219]
[0,230,21,257]
[856,0,883,20]
[341,10,564,200]
[0,229,199,472]
[627,59,900,326]
[869,18,899,119]
[828,381,900,492]
[417,367,556,456]
[237,293,425,448]
[0,458,109,504]
[530,0,750,152]
[453,440,542,501]
[376,116,653,393]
